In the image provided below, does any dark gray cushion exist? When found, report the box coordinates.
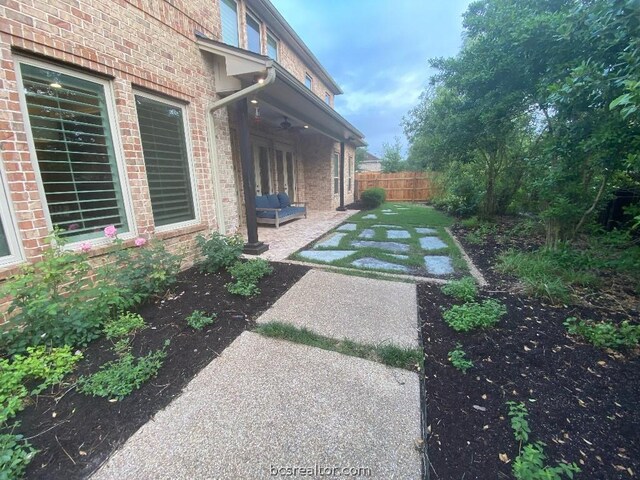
[277,192,291,208]
[266,194,281,208]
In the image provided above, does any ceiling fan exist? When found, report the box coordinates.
[277,116,306,133]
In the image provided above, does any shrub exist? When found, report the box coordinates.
[186,310,217,330]
[564,317,640,350]
[443,299,506,332]
[104,312,146,340]
[360,187,386,209]
[441,277,477,302]
[77,342,168,401]
[0,430,37,480]
[507,401,531,443]
[0,346,82,424]
[448,344,473,372]
[196,232,244,273]
[226,259,273,297]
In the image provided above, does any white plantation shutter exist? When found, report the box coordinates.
[135,95,195,227]
[221,0,239,47]
[20,63,128,240]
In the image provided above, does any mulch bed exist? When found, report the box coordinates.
[15,261,309,480]
[420,220,639,479]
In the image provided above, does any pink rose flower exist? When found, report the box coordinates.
[134,237,147,247]
[79,242,92,253]
[103,225,117,238]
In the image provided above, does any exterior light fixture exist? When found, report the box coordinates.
[303,125,309,129]
[250,97,258,104]
[50,82,62,89]
[257,78,264,84]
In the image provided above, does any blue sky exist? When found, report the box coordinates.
[271,0,474,157]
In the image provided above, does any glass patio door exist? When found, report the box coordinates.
[253,144,271,195]
[274,147,296,199]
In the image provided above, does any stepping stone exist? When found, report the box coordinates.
[415,228,437,235]
[383,213,399,216]
[351,240,410,253]
[314,233,346,248]
[372,224,402,229]
[362,214,377,219]
[352,258,409,272]
[336,223,357,232]
[387,230,410,239]
[381,209,392,212]
[359,229,375,239]
[419,237,447,250]
[389,254,409,260]
[298,250,356,262]
[424,255,454,275]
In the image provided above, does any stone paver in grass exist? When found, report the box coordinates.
[386,229,411,239]
[359,229,375,239]
[298,250,356,262]
[381,209,392,212]
[351,240,410,253]
[389,254,409,260]
[424,255,454,275]
[383,213,399,216]
[415,227,437,235]
[314,232,346,249]
[336,223,357,232]
[362,214,377,219]
[352,257,410,272]
[372,224,402,229]
[419,236,448,250]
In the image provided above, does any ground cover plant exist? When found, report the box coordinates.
[447,344,473,373]
[196,232,244,273]
[290,203,469,278]
[226,258,274,297]
[442,299,506,332]
[441,276,477,302]
[103,312,146,340]
[564,317,640,350]
[186,310,217,330]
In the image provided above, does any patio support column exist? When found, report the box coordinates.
[337,141,346,211]
[235,97,268,255]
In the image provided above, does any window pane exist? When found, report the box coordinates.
[305,75,312,89]
[333,153,339,194]
[0,218,11,257]
[221,0,239,47]
[325,93,330,104]
[135,95,195,227]
[246,15,261,53]
[267,34,278,60]
[20,63,128,240]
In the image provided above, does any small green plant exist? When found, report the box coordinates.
[507,402,580,480]
[0,346,82,424]
[226,259,273,297]
[103,312,146,340]
[564,317,640,350]
[360,187,386,209]
[507,401,531,444]
[460,216,480,228]
[0,430,37,480]
[113,338,132,357]
[448,344,473,372]
[77,342,168,400]
[196,232,244,273]
[441,277,477,302]
[186,310,217,330]
[442,299,506,332]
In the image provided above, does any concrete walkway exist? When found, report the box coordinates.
[93,270,423,479]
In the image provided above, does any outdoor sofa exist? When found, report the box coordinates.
[255,192,307,228]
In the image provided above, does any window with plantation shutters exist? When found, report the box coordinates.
[220,0,239,47]
[333,152,340,194]
[135,94,196,228]
[18,62,129,241]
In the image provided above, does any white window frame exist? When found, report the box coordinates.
[324,92,331,105]
[14,55,137,249]
[304,73,313,90]
[0,157,25,267]
[332,151,340,195]
[266,31,278,60]
[220,0,240,47]
[245,11,262,54]
[134,90,200,233]
[347,154,353,192]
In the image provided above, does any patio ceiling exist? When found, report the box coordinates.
[196,34,366,147]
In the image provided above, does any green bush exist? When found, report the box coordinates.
[0,431,37,480]
[447,344,473,372]
[77,343,168,401]
[432,162,483,217]
[226,259,273,297]
[186,310,217,330]
[564,317,640,350]
[0,346,82,424]
[360,187,386,209]
[441,277,477,302]
[442,299,506,332]
[104,312,146,340]
[196,232,244,273]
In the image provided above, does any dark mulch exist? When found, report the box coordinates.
[15,261,309,480]
[421,218,640,479]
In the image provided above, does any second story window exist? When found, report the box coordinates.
[305,74,313,90]
[220,0,239,47]
[324,92,331,104]
[267,32,278,60]
[246,13,261,54]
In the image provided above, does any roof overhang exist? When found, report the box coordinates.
[197,35,365,148]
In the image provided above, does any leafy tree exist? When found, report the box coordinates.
[380,137,405,173]
[354,147,367,172]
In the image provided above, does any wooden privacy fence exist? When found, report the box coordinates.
[355,171,438,202]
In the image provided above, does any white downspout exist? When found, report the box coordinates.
[207,66,276,234]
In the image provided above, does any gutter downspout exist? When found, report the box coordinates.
[206,66,276,234]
